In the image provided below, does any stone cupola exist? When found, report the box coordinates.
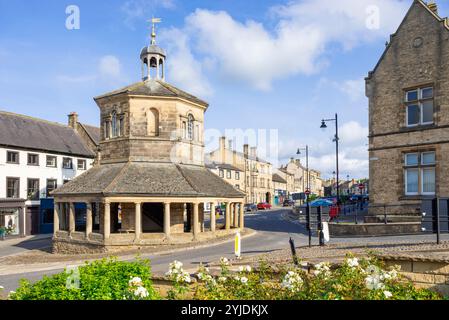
[140,18,166,81]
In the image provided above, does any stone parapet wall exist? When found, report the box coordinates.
[381,255,449,297]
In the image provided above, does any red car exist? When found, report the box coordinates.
[257,202,272,210]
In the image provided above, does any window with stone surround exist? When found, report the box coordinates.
[226,170,231,179]
[405,86,433,127]
[235,172,240,180]
[7,177,20,198]
[187,114,194,141]
[46,179,57,197]
[404,151,435,196]
[7,151,19,164]
[219,169,224,178]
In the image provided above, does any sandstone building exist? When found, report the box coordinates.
[208,137,273,204]
[366,0,448,220]
[52,26,245,253]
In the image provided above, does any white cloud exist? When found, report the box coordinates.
[278,121,369,178]
[56,55,123,84]
[99,55,122,78]
[159,28,213,97]
[164,0,408,91]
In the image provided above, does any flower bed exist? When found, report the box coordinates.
[3,255,445,300]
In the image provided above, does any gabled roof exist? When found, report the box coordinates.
[0,111,96,158]
[272,173,287,184]
[53,162,245,198]
[367,0,449,79]
[79,123,100,146]
[94,79,209,107]
[206,162,244,172]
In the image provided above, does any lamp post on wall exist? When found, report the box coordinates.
[321,114,340,205]
[297,146,311,247]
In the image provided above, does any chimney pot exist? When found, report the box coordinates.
[68,112,79,129]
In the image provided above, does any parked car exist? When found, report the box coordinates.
[283,199,294,207]
[244,203,258,214]
[257,202,272,210]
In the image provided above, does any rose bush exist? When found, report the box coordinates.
[191,255,443,300]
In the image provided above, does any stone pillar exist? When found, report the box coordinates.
[210,203,216,233]
[135,202,142,240]
[104,202,111,239]
[234,203,239,228]
[193,202,199,238]
[193,203,199,238]
[69,203,75,234]
[86,202,92,238]
[239,202,245,229]
[225,202,231,230]
[164,202,171,237]
[230,203,234,226]
[53,202,60,235]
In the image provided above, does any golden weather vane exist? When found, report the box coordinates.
[148,17,162,45]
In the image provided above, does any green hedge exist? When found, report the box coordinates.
[10,257,159,300]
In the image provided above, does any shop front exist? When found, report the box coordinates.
[0,199,26,237]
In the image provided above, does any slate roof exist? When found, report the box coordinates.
[79,123,101,146]
[206,162,244,172]
[0,111,96,158]
[94,79,209,107]
[52,162,245,198]
[272,173,287,184]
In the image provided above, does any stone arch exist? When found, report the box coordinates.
[147,108,160,137]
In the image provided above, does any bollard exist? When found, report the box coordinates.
[289,237,299,266]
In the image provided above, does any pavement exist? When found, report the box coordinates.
[0,234,52,257]
[1,208,448,294]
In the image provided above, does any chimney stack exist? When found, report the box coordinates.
[228,139,233,150]
[243,144,249,159]
[220,137,226,163]
[68,112,79,130]
[428,1,438,14]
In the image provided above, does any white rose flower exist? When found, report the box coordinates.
[129,277,143,287]
[238,266,244,272]
[133,286,149,298]
[220,257,229,265]
[218,277,227,282]
[240,277,248,284]
[365,275,385,290]
[383,291,393,299]
[245,266,252,272]
[346,258,359,268]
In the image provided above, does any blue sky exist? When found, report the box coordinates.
[1,0,447,178]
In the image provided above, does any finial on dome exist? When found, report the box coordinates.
[149,17,162,45]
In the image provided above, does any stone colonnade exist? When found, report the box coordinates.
[53,199,245,241]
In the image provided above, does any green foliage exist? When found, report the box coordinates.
[191,255,443,301]
[10,257,159,300]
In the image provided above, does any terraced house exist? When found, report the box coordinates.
[0,111,98,237]
[208,137,273,205]
[366,0,449,221]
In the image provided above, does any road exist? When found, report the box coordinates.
[1,208,448,293]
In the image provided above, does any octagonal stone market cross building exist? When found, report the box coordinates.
[52,28,245,254]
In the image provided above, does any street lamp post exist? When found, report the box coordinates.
[297,146,311,247]
[321,114,340,205]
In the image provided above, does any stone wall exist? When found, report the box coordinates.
[382,255,449,296]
